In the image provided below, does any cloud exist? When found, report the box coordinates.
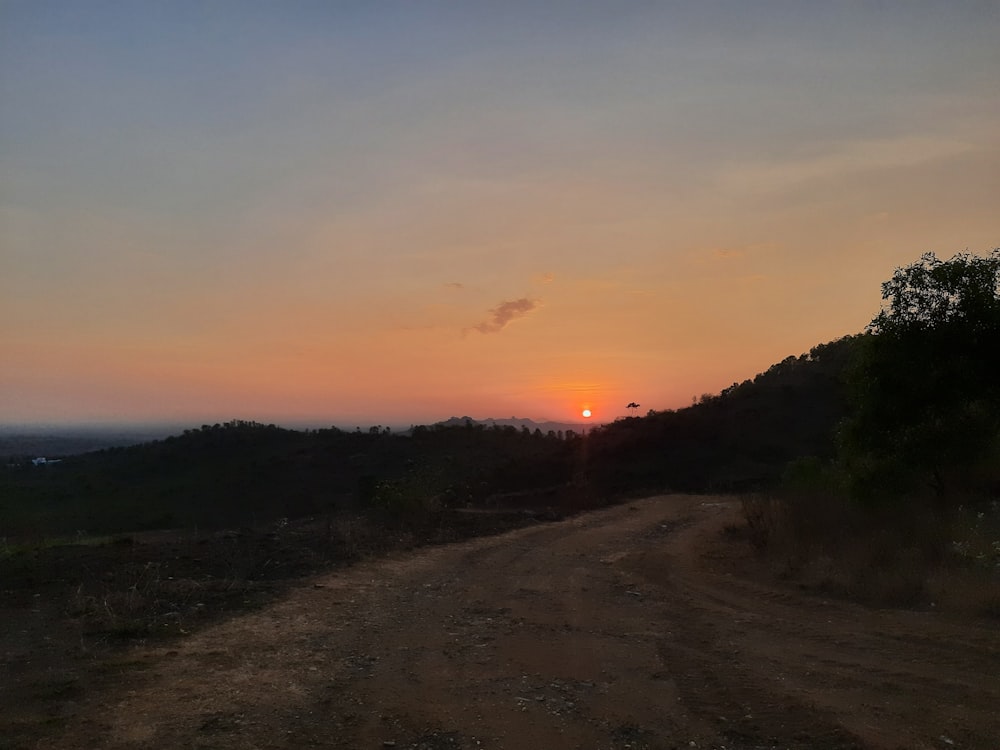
[713,248,745,260]
[718,135,976,195]
[535,272,556,285]
[470,297,541,334]
[444,282,465,290]
[697,243,779,262]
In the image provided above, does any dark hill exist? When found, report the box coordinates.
[1,337,861,537]
[585,336,860,493]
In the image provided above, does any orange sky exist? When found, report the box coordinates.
[2,3,998,427]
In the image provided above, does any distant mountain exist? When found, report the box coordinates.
[433,416,595,434]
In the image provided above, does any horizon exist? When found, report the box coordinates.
[0,414,599,432]
[0,414,601,441]
[0,329,838,433]
[3,3,998,426]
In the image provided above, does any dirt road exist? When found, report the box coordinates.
[41,496,999,749]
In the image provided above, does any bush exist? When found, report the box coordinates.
[741,481,1000,612]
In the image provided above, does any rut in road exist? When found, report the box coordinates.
[44,496,1000,750]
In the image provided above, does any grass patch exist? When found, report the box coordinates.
[742,482,1000,614]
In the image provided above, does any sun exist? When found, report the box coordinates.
[581,409,592,418]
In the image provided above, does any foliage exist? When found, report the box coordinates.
[1,420,578,538]
[870,250,1000,334]
[840,250,1000,504]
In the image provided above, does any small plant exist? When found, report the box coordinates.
[740,494,776,551]
[65,559,219,639]
[739,479,1000,613]
[950,504,1000,570]
[68,561,167,638]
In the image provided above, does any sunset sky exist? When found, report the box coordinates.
[2,2,998,428]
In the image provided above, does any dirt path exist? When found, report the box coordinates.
[39,496,999,749]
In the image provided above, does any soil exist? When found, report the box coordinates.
[3,496,998,749]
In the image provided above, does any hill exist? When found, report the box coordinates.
[585,335,860,493]
[1,337,861,537]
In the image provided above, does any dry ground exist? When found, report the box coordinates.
[4,495,999,749]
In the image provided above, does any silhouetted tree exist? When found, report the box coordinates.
[840,250,1000,504]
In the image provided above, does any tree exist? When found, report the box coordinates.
[840,249,1000,504]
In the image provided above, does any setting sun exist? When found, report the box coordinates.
[582,409,592,418]
[2,4,996,433]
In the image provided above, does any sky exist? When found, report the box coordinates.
[2,1,998,428]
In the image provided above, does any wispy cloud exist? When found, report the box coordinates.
[696,243,779,263]
[469,298,541,335]
[444,281,465,291]
[540,381,602,394]
[713,248,745,260]
[719,135,976,194]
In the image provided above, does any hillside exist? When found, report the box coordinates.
[1,337,860,538]
[585,336,859,493]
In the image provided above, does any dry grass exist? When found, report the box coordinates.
[743,491,1000,615]
[50,507,547,642]
[65,561,243,639]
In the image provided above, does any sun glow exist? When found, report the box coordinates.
[581,409,592,418]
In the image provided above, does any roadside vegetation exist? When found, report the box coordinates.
[743,250,1000,616]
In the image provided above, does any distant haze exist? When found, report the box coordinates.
[2,3,997,426]
[0,417,596,459]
